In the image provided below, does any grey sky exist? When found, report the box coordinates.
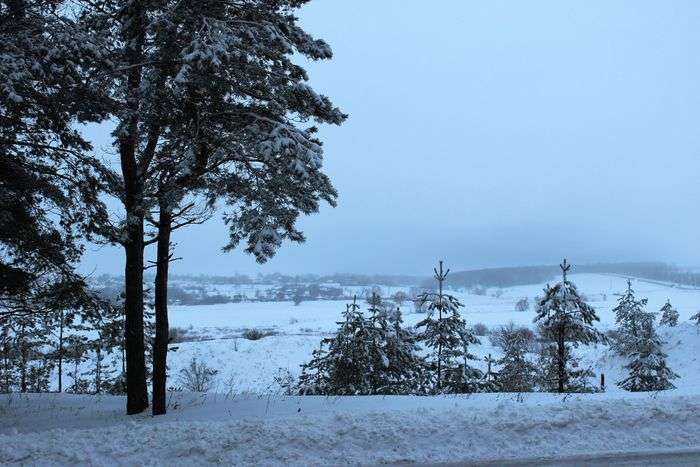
[81,0,700,276]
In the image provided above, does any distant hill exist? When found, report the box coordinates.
[440,262,700,289]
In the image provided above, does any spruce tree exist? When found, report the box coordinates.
[618,318,678,392]
[298,298,372,395]
[496,330,536,393]
[299,298,424,395]
[416,261,482,393]
[384,307,425,394]
[659,300,679,327]
[691,311,700,326]
[612,280,655,356]
[534,259,602,393]
[365,293,391,393]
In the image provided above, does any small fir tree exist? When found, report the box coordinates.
[496,330,537,393]
[381,307,425,394]
[298,298,372,395]
[618,318,678,392]
[534,259,602,393]
[416,261,483,393]
[659,300,679,327]
[299,297,425,395]
[691,311,700,326]
[612,280,655,356]
[365,293,392,393]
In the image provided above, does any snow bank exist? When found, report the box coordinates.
[2,391,700,466]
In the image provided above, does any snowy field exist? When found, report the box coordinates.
[6,273,700,466]
[164,273,700,395]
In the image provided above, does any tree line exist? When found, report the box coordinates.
[296,260,678,395]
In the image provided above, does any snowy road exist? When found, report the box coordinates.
[414,447,700,466]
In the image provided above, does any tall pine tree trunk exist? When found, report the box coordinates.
[19,323,27,393]
[118,0,149,415]
[123,234,148,413]
[57,309,64,393]
[152,205,172,416]
[95,343,101,394]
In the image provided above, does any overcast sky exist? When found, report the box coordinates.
[81,0,700,277]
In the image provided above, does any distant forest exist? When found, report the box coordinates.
[442,262,700,289]
[91,262,700,307]
[164,272,425,287]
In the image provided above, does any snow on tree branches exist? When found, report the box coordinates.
[612,279,655,356]
[416,261,484,394]
[298,296,424,395]
[533,259,602,393]
[618,317,678,392]
[659,299,679,327]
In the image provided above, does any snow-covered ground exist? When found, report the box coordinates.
[164,273,700,395]
[3,391,700,465]
[8,273,700,465]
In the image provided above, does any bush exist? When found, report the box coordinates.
[472,323,489,336]
[515,297,529,312]
[169,327,191,343]
[178,357,218,392]
[272,368,297,395]
[241,328,277,340]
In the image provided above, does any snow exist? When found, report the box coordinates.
[3,391,700,465]
[9,273,700,465]
[162,274,700,395]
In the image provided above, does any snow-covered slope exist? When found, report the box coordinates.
[162,273,700,395]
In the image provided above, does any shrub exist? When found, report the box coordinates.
[515,297,529,312]
[272,368,297,395]
[241,328,277,340]
[169,327,190,343]
[472,322,489,336]
[178,357,218,392]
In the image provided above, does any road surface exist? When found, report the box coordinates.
[402,447,700,466]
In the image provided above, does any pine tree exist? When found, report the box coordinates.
[365,293,389,392]
[612,280,655,355]
[75,0,346,414]
[536,340,597,393]
[384,307,425,394]
[298,298,372,395]
[496,330,536,393]
[416,261,483,393]
[691,311,700,326]
[299,298,424,395]
[618,318,678,392]
[64,334,89,394]
[659,300,679,327]
[534,259,602,393]
[1,1,108,350]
